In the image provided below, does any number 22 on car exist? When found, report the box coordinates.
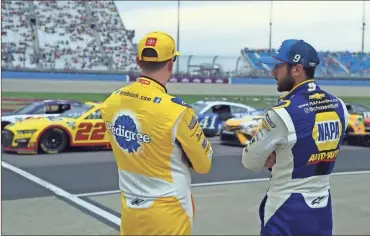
[72,114,109,145]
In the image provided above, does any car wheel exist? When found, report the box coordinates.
[39,128,68,154]
[1,122,11,144]
[2,122,11,132]
[344,127,355,146]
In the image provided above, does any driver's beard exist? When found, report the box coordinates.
[277,74,295,92]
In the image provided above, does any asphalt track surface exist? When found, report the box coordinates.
[2,138,370,235]
[2,138,370,201]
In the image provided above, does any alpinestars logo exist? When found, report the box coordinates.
[107,112,151,153]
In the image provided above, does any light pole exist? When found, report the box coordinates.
[176,0,180,74]
[361,0,366,52]
[268,0,273,51]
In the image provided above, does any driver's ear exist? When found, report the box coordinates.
[136,56,141,67]
[167,59,174,73]
[291,64,303,77]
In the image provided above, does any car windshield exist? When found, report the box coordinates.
[356,104,370,112]
[191,103,208,114]
[13,102,43,115]
[249,110,265,116]
[59,104,93,119]
[346,104,370,113]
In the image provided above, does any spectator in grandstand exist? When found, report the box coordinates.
[241,39,349,236]
[101,31,213,235]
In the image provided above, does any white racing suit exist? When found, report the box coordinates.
[242,80,349,236]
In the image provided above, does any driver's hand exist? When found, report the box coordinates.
[264,151,276,168]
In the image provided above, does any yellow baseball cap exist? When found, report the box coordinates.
[137,31,180,62]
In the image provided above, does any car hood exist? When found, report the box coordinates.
[4,116,76,131]
[2,114,59,122]
[2,111,15,116]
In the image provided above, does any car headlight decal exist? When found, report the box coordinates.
[17,129,37,134]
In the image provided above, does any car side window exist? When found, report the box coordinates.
[211,105,231,115]
[58,104,71,113]
[85,109,102,120]
[33,106,46,114]
[231,106,249,114]
[45,104,61,114]
[215,105,233,120]
[203,106,216,115]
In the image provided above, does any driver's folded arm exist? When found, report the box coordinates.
[242,109,288,171]
[176,107,213,174]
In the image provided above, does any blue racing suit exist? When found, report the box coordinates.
[242,79,349,236]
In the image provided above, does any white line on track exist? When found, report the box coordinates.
[1,161,121,226]
[3,157,370,228]
[75,170,370,197]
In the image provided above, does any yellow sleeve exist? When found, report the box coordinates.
[175,107,213,174]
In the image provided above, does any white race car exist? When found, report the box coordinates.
[191,100,257,136]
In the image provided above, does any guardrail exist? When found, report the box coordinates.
[2,71,370,97]
[3,71,370,87]
[2,68,370,81]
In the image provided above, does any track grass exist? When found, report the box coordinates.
[2,92,370,110]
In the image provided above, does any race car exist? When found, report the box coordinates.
[220,110,265,146]
[219,102,370,147]
[345,102,370,118]
[1,99,82,131]
[343,103,370,146]
[2,102,110,154]
[191,100,257,137]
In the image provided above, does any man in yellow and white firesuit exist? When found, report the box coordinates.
[101,31,213,235]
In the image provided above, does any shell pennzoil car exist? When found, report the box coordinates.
[220,110,265,146]
[2,102,111,154]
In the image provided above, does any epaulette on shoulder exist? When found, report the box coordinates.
[170,96,192,108]
[271,99,291,110]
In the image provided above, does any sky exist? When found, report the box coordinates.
[116,1,369,57]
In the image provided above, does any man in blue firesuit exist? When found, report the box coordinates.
[241,39,349,236]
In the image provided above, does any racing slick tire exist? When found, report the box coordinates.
[2,121,11,131]
[39,128,69,154]
[343,126,359,146]
[1,122,11,144]
[203,128,218,137]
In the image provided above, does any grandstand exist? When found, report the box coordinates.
[241,48,370,78]
[1,0,370,78]
[1,0,138,72]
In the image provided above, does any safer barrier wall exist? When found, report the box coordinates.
[1,71,129,81]
[230,77,370,87]
[2,71,370,97]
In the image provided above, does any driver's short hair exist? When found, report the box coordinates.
[287,64,316,79]
[303,67,315,79]
[138,48,171,73]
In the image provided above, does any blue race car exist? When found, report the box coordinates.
[191,100,257,137]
